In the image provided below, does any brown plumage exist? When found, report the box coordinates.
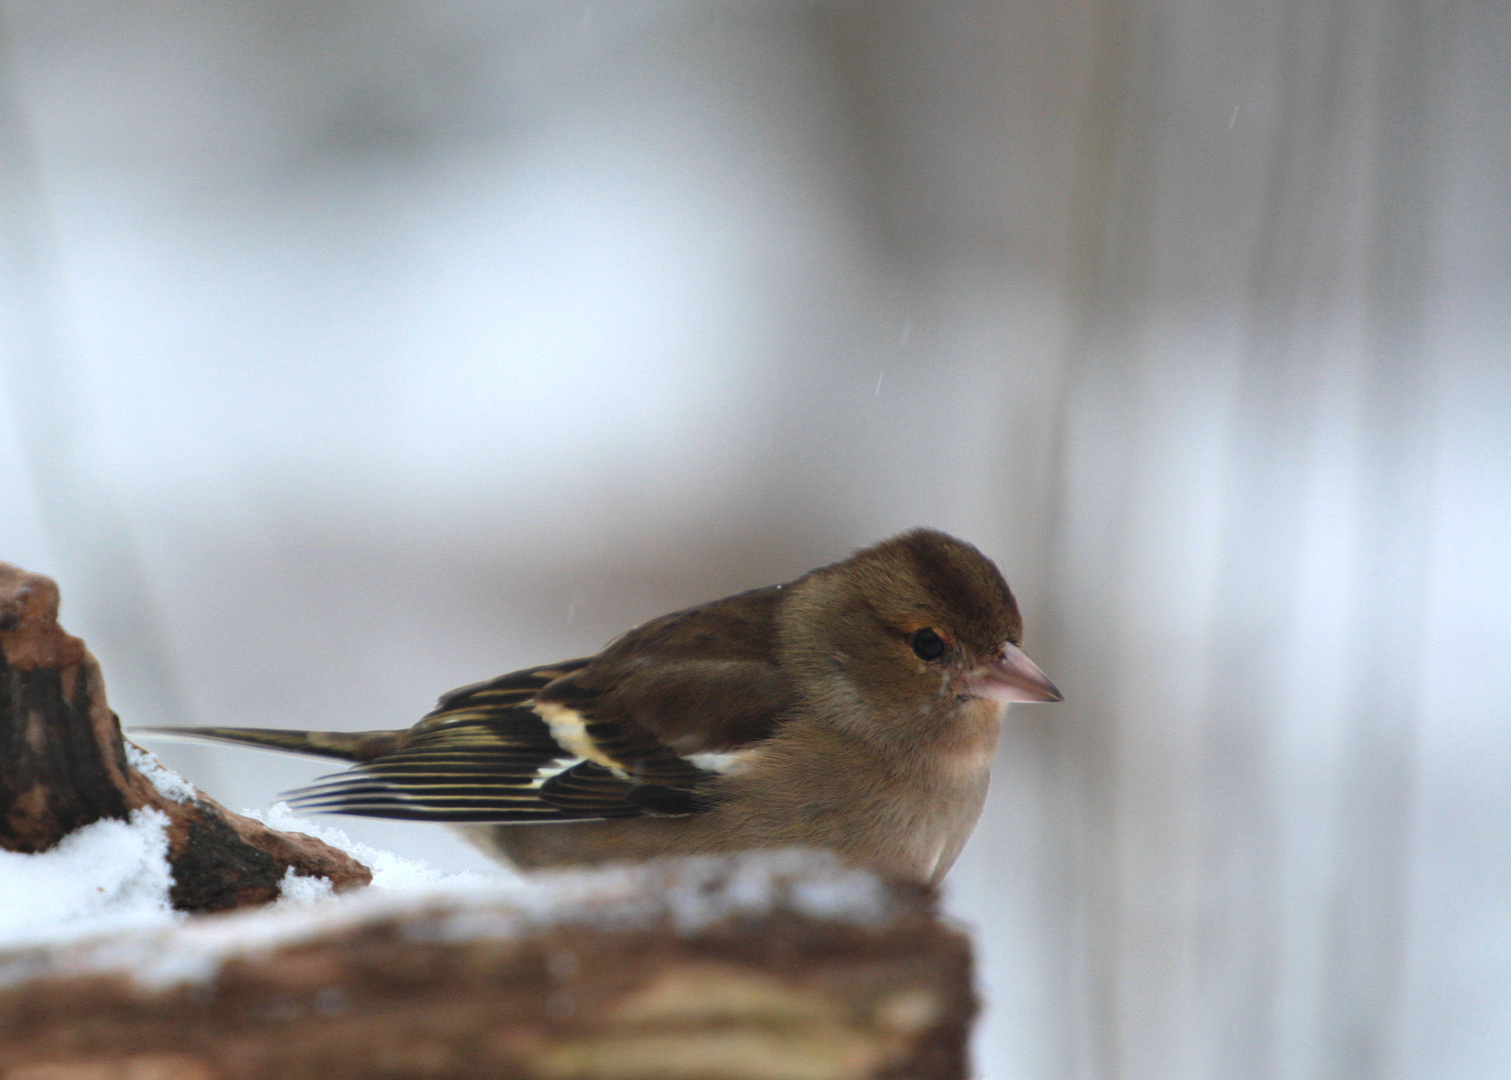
[137,529,1062,885]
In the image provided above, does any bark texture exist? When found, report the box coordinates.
[0,861,973,1080]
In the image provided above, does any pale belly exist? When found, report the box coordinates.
[457,702,1004,885]
[455,748,994,887]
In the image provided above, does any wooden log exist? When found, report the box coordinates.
[0,563,371,910]
[0,853,974,1080]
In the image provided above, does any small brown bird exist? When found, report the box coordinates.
[139,530,1061,885]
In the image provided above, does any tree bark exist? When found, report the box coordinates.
[0,855,973,1080]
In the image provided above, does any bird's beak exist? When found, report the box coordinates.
[961,642,1064,703]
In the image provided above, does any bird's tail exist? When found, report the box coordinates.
[129,726,402,763]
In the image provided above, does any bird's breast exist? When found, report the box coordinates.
[880,701,1002,882]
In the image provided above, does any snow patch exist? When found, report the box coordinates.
[0,802,491,969]
[247,803,498,892]
[276,867,335,906]
[0,808,181,952]
[124,741,198,803]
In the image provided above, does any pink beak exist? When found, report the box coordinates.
[961,642,1063,703]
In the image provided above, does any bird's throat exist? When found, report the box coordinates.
[914,696,1002,776]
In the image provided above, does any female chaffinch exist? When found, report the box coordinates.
[141,529,1061,885]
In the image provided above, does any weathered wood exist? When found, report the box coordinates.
[0,563,370,910]
[0,855,974,1080]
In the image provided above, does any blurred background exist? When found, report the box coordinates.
[1,1,1506,1077]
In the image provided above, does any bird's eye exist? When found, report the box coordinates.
[911,628,946,661]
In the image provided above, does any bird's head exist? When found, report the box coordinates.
[780,529,1061,746]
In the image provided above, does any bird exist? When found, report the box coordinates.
[136,529,1062,885]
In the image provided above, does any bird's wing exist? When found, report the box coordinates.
[284,658,623,823]
[288,586,796,823]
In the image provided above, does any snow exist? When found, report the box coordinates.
[0,808,182,952]
[247,803,496,892]
[0,804,898,993]
[0,803,492,961]
[124,740,199,803]
[275,867,336,905]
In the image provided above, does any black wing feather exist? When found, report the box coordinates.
[283,658,718,823]
[284,594,793,826]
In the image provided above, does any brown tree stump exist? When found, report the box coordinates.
[0,563,370,911]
